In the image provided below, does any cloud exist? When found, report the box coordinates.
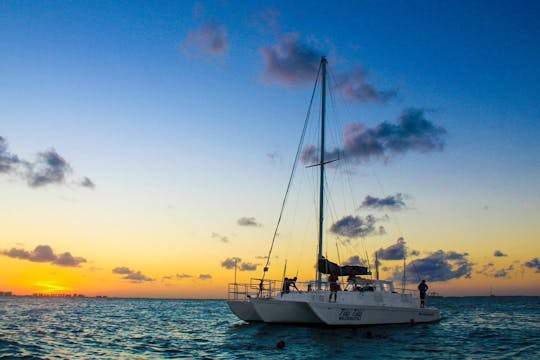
[112,266,154,282]
[221,257,241,269]
[302,108,446,165]
[396,250,473,282]
[493,250,507,257]
[53,252,87,267]
[0,136,93,190]
[2,245,86,267]
[524,258,540,273]
[161,275,173,282]
[0,136,22,173]
[198,274,212,280]
[335,66,397,104]
[343,255,362,266]
[240,262,258,271]
[237,217,262,227]
[360,194,406,211]
[184,20,229,58]
[377,237,408,260]
[26,149,72,187]
[80,177,95,189]
[261,33,323,85]
[211,232,229,243]
[329,215,379,238]
[112,266,132,275]
[176,273,193,279]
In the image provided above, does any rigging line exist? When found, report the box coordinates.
[260,61,322,286]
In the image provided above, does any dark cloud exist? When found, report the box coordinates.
[240,262,258,271]
[112,266,132,275]
[261,33,322,85]
[260,34,395,104]
[360,194,406,211]
[161,275,173,282]
[53,252,86,267]
[237,217,262,227]
[329,215,379,238]
[0,136,22,173]
[524,258,540,273]
[396,250,473,282]
[112,266,154,282]
[343,108,446,162]
[335,66,396,104]
[184,20,229,58]
[377,237,407,260]
[410,249,420,257]
[303,109,446,165]
[176,273,193,279]
[343,255,362,266]
[211,232,229,243]
[221,257,241,269]
[199,274,212,280]
[2,245,86,267]
[80,177,95,189]
[493,250,507,257]
[27,149,72,187]
[0,136,93,190]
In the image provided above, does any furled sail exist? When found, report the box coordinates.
[318,258,371,276]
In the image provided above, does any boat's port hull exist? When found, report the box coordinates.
[226,300,263,322]
[252,298,323,324]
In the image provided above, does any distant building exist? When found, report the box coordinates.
[0,291,13,297]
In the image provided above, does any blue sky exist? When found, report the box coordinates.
[1,1,539,296]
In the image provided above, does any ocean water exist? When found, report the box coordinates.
[0,297,538,359]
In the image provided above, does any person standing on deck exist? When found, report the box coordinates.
[418,280,429,308]
[328,272,340,302]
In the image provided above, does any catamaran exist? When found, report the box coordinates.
[227,57,441,326]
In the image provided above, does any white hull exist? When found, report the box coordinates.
[226,299,263,322]
[308,301,440,326]
[234,288,441,326]
[251,298,322,324]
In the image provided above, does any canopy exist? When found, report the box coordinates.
[318,258,371,276]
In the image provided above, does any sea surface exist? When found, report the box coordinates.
[0,296,538,359]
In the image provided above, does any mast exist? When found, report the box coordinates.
[317,56,327,289]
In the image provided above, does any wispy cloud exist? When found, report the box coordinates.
[360,194,406,211]
[198,274,212,280]
[211,232,229,243]
[237,217,262,227]
[301,108,446,165]
[2,244,86,267]
[176,273,193,280]
[240,262,258,271]
[261,33,322,85]
[183,4,228,59]
[0,136,94,189]
[329,215,382,238]
[335,66,397,104]
[112,267,154,283]
[395,250,473,282]
[493,250,508,257]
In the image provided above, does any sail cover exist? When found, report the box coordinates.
[318,258,371,276]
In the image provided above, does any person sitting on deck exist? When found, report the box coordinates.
[328,272,340,302]
[347,274,359,291]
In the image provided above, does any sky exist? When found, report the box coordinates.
[1,1,539,298]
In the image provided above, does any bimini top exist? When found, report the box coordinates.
[318,258,371,276]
